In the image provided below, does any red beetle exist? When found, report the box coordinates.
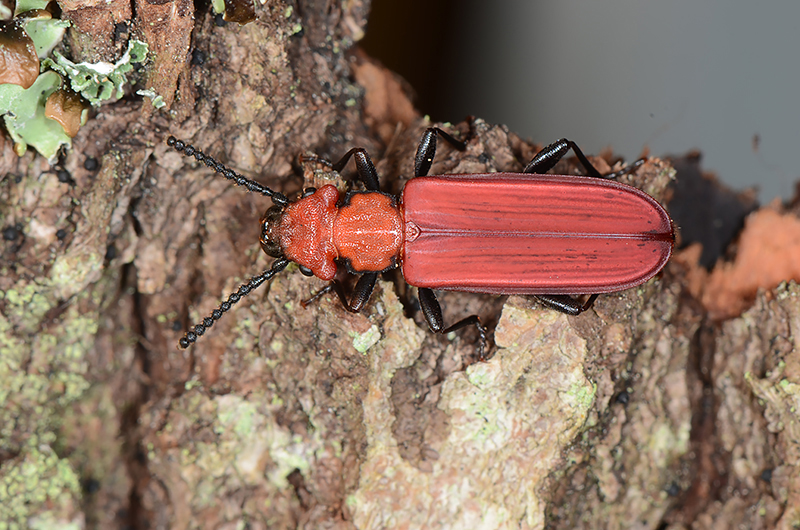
[167,127,673,355]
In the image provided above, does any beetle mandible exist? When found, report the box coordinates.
[167,127,674,357]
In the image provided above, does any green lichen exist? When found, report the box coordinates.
[269,339,284,355]
[19,13,69,59]
[136,88,165,109]
[43,39,148,107]
[0,4,74,160]
[0,71,72,159]
[648,421,690,460]
[563,381,597,411]
[27,516,81,530]
[351,324,380,353]
[466,363,497,389]
[1,281,53,327]
[216,397,258,438]
[0,259,104,522]
[0,440,81,528]
[166,392,315,504]
[0,295,97,418]
[48,250,103,301]
[14,0,50,13]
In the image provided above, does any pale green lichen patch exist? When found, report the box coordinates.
[0,439,82,528]
[563,380,597,412]
[14,0,51,14]
[136,88,165,109]
[647,422,690,461]
[1,282,53,330]
[1,296,97,426]
[19,7,69,59]
[0,4,73,160]
[0,266,104,525]
[351,302,592,529]
[351,324,381,353]
[748,368,800,436]
[0,71,71,159]
[48,249,104,301]
[146,388,324,519]
[43,39,148,107]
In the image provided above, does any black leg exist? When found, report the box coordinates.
[301,272,379,313]
[414,127,467,177]
[535,294,599,316]
[523,138,602,177]
[418,287,487,360]
[603,158,646,179]
[302,148,381,191]
[523,138,646,181]
[524,139,632,314]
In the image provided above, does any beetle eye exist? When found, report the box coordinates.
[298,265,314,277]
[259,205,285,258]
[301,187,317,198]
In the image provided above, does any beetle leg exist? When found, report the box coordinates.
[523,139,648,181]
[525,141,646,313]
[300,284,333,308]
[418,287,487,360]
[414,127,467,177]
[344,273,378,312]
[302,273,378,313]
[535,294,599,316]
[302,148,381,191]
[603,158,646,179]
[332,148,381,191]
[523,138,602,177]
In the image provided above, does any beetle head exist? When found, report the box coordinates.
[259,204,285,258]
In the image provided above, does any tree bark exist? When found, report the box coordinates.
[1,1,799,529]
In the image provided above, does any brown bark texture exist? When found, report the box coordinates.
[1,1,799,529]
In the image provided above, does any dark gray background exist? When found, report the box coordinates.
[363,0,800,203]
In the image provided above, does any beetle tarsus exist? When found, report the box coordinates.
[347,273,378,312]
[301,284,333,308]
[442,316,487,361]
[418,287,487,359]
[302,148,382,191]
[305,273,378,313]
[603,158,646,179]
[535,294,599,316]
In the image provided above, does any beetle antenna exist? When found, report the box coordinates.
[167,136,289,206]
[179,258,290,348]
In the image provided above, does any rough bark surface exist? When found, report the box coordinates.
[1,2,799,529]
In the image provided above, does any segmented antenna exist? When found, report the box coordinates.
[167,136,288,206]
[179,258,290,348]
